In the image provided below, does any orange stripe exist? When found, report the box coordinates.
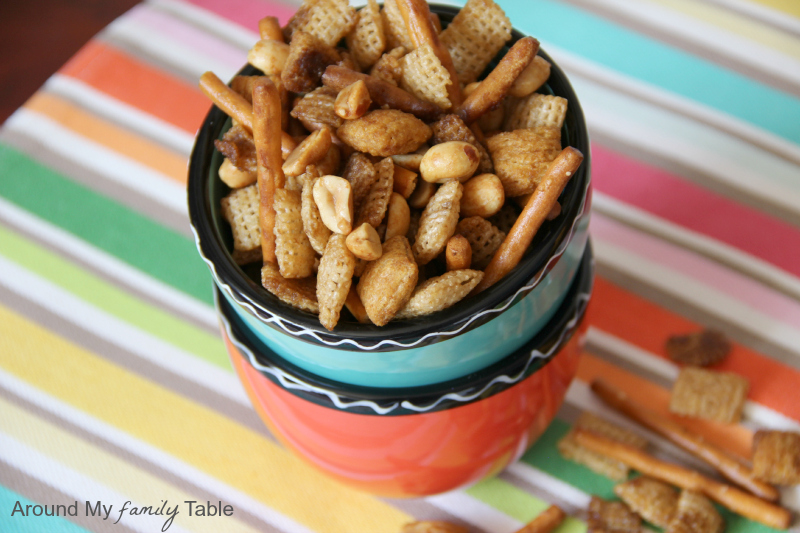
[59,40,210,134]
[588,277,800,422]
[576,352,753,459]
[24,92,188,185]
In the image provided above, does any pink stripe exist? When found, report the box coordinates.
[179,0,297,32]
[592,214,800,330]
[127,5,246,69]
[592,144,800,279]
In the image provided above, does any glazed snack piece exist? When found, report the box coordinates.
[513,505,565,533]
[614,477,679,528]
[666,490,724,533]
[336,109,432,157]
[261,263,319,314]
[665,329,731,367]
[346,0,385,69]
[220,183,262,265]
[273,188,316,278]
[317,233,356,331]
[395,269,484,319]
[401,521,468,533]
[400,44,454,111]
[669,367,749,423]
[413,180,463,265]
[355,157,394,228]
[282,0,357,48]
[586,496,641,533]
[487,126,562,198]
[357,236,419,326]
[431,114,492,174]
[752,430,800,485]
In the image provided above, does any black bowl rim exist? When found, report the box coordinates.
[188,3,592,351]
[219,242,594,416]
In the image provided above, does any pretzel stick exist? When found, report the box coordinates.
[456,37,539,125]
[322,66,442,121]
[200,71,254,133]
[513,505,565,533]
[395,0,462,108]
[590,379,780,502]
[572,429,792,529]
[473,146,582,294]
[252,78,285,264]
[258,16,283,41]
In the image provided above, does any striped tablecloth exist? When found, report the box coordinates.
[2,0,799,531]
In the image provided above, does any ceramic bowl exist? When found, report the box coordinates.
[187,4,591,388]
[217,245,594,497]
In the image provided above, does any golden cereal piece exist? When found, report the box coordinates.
[291,86,344,132]
[355,157,394,228]
[486,126,562,197]
[282,31,342,94]
[215,122,257,174]
[400,44,453,111]
[587,496,641,533]
[577,411,649,449]
[274,188,316,278]
[669,367,749,423]
[301,175,331,255]
[413,180,463,265]
[439,0,512,84]
[261,262,319,314]
[316,143,342,176]
[615,477,679,528]
[357,235,418,326]
[317,233,356,330]
[346,0,385,69]
[283,0,357,48]
[665,329,731,367]
[220,183,261,265]
[395,269,483,319]
[337,109,432,157]
[431,114,493,174]
[218,157,256,189]
[505,93,568,131]
[381,0,413,51]
[342,152,377,213]
[666,491,724,533]
[456,215,505,269]
[369,46,407,86]
[510,55,551,98]
[402,521,468,533]
[752,430,800,485]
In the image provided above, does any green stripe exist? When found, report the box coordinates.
[0,143,213,306]
[521,420,781,533]
[0,486,92,533]
[468,477,586,533]
[481,0,800,146]
[0,225,230,371]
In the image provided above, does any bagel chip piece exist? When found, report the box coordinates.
[337,109,432,157]
[357,235,418,326]
[486,126,562,197]
[395,269,484,319]
[413,180,463,265]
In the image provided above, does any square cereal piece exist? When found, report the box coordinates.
[669,367,749,423]
[273,188,317,279]
[400,44,453,111]
[345,0,385,69]
[220,183,261,265]
[665,329,731,367]
[558,412,648,482]
[370,46,407,86]
[614,476,678,528]
[283,0,357,48]
[587,496,641,533]
[261,263,319,314]
[291,86,343,132]
[665,490,724,533]
[486,126,562,197]
[381,0,413,51]
[505,93,568,131]
[752,430,800,485]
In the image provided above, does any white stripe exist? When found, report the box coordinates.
[148,0,258,51]
[0,431,194,533]
[548,43,800,166]
[45,74,195,156]
[0,370,317,533]
[585,327,800,432]
[593,193,800,302]
[425,491,523,533]
[594,238,800,358]
[701,0,800,36]
[586,0,800,90]
[504,462,591,509]
[0,254,248,407]
[104,5,244,83]
[0,197,217,330]
[4,109,187,216]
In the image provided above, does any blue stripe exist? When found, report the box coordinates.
[0,486,92,533]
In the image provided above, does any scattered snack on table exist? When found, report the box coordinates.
[513,505,565,533]
[666,490,724,533]
[400,521,468,533]
[669,367,749,423]
[586,496,641,533]
[558,411,648,481]
[665,329,731,367]
[614,477,678,528]
[205,0,586,330]
[752,430,800,485]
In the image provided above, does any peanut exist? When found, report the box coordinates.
[334,80,372,120]
[509,55,551,98]
[345,222,383,261]
[407,179,435,209]
[419,141,479,183]
[391,152,424,171]
[313,175,354,234]
[218,158,256,188]
[446,234,472,271]
[385,193,411,241]
[282,127,332,177]
[247,39,291,77]
[461,173,505,218]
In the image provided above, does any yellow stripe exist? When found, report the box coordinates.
[0,304,410,533]
[644,0,800,61]
[0,397,262,533]
[746,0,800,19]
[23,92,188,184]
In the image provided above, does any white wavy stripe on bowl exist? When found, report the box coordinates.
[215,282,593,416]
[195,173,591,351]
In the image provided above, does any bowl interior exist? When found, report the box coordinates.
[188,4,591,346]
